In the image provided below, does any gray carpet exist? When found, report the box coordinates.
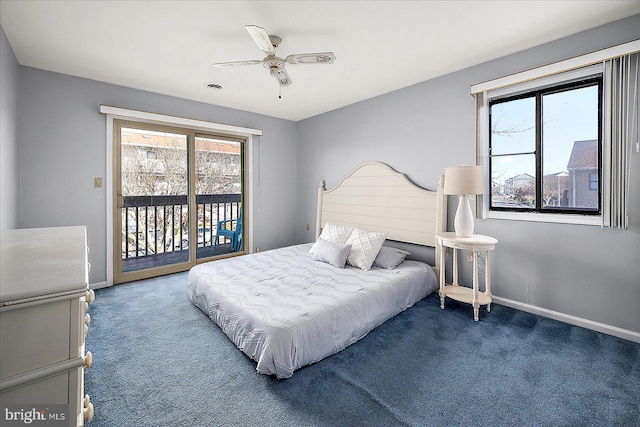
[85,272,639,427]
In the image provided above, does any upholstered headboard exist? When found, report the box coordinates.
[316,162,446,267]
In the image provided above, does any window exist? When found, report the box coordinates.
[473,43,639,228]
[489,78,602,214]
[589,173,598,191]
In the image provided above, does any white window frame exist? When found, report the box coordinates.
[472,39,640,226]
[477,65,603,225]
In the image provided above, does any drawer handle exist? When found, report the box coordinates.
[83,395,94,421]
[86,290,95,304]
[87,262,92,272]
[84,313,91,326]
[84,324,89,337]
[84,351,93,369]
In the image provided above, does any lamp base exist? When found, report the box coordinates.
[454,195,474,238]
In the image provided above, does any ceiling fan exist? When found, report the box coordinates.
[213,25,336,88]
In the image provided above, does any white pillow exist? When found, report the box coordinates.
[374,246,411,269]
[345,228,386,271]
[309,223,353,254]
[311,238,352,268]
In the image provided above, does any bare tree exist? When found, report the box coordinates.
[121,137,240,197]
[513,182,535,207]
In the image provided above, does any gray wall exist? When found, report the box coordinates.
[0,26,20,230]
[296,15,640,334]
[16,67,298,285]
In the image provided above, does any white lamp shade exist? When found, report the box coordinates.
[443,165,485,195]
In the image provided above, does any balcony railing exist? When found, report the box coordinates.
[121,193,241,272]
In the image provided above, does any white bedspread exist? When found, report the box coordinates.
[187,243,438,378]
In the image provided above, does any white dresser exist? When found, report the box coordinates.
[0,226,95,426]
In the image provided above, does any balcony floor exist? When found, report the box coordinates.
[122,243,236,273]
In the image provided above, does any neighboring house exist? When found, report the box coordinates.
[567,139,599,209]
[503,173,534,196]
[500,139,598,210]
[121,130,241,196]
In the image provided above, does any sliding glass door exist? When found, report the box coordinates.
[194,135,244,260]
[113,120,245,284]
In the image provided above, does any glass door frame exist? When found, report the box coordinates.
[193,133,246,262]
[112,119,247,284]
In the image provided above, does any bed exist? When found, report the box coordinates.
[187,162,446,378]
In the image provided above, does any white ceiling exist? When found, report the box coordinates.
[2,1,639,121]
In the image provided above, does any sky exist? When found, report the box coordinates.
[490,84,599,184]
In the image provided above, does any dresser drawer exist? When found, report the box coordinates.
[1,300,70,378]
[0,366,92,426]
[0,370,71,404]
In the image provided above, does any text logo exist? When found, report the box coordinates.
[1,405,68,426]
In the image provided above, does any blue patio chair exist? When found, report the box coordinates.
[214,210,242,252]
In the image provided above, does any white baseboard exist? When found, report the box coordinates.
[492,296,640,344]
[90,281,109,290]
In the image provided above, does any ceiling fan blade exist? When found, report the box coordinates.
[245,25,275,56]
[213,59,262,67]
[274,69,292,87]
[285,52,336,65]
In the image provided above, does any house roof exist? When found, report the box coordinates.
[507,173,535,181]
[567,140,598,169]
[123,129,240,154]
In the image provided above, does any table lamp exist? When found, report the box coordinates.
[443,165,485,238]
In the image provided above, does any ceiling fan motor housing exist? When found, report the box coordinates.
[264,57,285,72]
